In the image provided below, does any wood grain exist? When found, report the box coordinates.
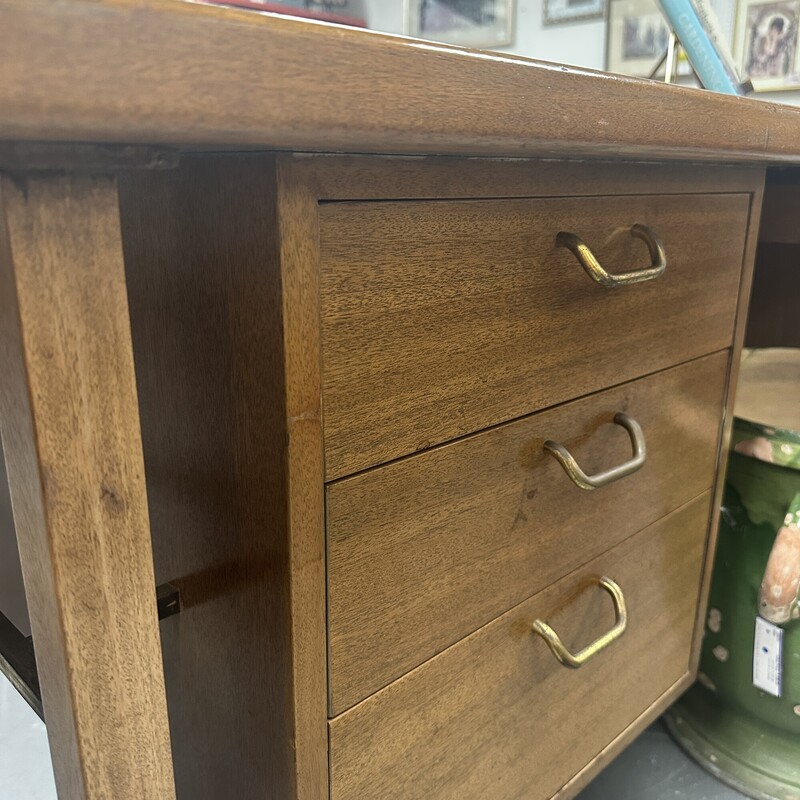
[285,155,766,201]
[327,352,728,714]
[0,146,760,799]
[329,495,710,800]
[551,672,694,800]
[4,0,800,162]
[0,174,175,800]
[320,193,750,477]
[120,152,328,800]
[276,156,329,800]
[689,175,764,671]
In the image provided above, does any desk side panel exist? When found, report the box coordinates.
[120,153,327,800]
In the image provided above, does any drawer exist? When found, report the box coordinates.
[320,193,749,478]
[329,494,709,800]
[327,351,727,713]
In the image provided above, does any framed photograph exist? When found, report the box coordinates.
[205,1,367,25]
[606,0,691,77]
[544,0,605,25]
[406,0,515,48]
[735,0,800,91]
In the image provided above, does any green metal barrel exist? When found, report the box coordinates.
[666,349,800,800]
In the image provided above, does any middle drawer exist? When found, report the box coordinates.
[327,351,728,714]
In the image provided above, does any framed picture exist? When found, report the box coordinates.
[205,0,367,26]
[606,0,691,77]
[406,0,515,48]
[544,0,605,25]
[734,0,800,91]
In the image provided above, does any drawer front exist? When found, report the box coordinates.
[320,193,748,478]
[327,352,727,714]
[329,495,709,800]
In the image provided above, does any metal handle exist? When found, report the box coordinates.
[556,224,666,288]
[544,412,646,491]
[532,577,628,669]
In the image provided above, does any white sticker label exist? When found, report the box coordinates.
[753,616,783,697]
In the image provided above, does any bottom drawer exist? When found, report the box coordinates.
[329,493,710,800]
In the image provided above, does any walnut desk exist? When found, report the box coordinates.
[1,2,799,799]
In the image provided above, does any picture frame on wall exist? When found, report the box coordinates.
[606,0,691,76]
[405,0,515,48]
[734,0,800,91]
[543,0,605,26]
[206,0,367,26]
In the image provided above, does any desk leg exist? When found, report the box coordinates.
[0,174,176,800]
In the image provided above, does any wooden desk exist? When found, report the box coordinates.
[0,2,798,799]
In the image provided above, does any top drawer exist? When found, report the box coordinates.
[320,193,749,478]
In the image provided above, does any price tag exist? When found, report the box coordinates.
[753,616,783,697]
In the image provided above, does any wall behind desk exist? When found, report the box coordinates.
[363,0,800,105]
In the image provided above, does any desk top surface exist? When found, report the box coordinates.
[4,0,800,163]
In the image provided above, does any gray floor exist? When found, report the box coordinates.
[0,672,749,800]
[577,721,749,800]
[0,673,56,799]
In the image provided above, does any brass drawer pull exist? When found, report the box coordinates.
[532,577,628,669]
[556,224,666,287]
[544,412,646,491]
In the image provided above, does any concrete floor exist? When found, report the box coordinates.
[0,672,750,800]
[577,721,749,800]
[0,673,56,800]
